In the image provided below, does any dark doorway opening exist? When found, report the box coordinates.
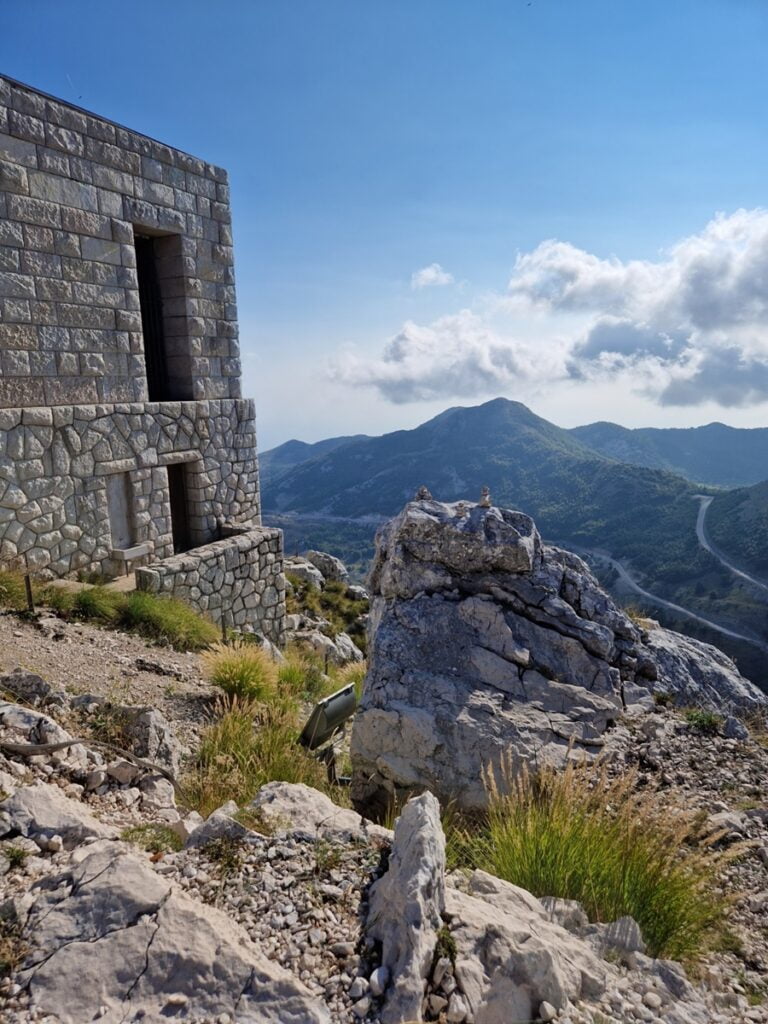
[167,463,193,554]
[135,235,169,402]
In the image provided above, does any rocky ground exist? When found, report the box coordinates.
[0,508,767,1022]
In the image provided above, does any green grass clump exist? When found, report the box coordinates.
[453,757,726,961]
[121,823,182,854]
[73,586,123,623]
[685,709,723,735]
[182,697,331,818]
[277,648,331,699]
[119,591,218,651]
[203,642,278,701]
[0,570,28,611]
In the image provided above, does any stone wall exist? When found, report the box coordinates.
[0,74,240,407]
[135,528,285,645]
[0,397,259,577]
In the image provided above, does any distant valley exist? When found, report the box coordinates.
[262,398,768,689]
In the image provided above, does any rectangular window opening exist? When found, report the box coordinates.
[167,463,193,554]
[133,231,194,402]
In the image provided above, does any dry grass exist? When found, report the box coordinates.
[202,641,279,702]
[448,755,728,961]
[182,696,333,818]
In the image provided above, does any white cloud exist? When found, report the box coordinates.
[334,210,768,408]
[411,262,455,290]
[330,310,566,404]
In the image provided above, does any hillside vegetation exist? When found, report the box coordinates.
[261,399,768,687]
[707,480,768,577]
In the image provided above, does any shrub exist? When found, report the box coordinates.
[459,756,726,960]
[203,642,278,702]
[653,690,674,708]
[182,697,330,818]
[685,709,723,736]
[119,591,218,651]
[40,585,76,616]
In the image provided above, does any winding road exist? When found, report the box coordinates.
[695,495,768,596]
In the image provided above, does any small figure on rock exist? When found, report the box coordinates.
[415,485,433,501]
[479,486,492,508]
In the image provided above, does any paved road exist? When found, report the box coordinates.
[586,549,768,652]
[695,495,768,596]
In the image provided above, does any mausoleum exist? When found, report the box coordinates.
[0,75,285,643]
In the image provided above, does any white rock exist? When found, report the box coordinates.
[367,793,445,1024]
[0,782,117,848]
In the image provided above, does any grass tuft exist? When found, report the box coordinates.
[685,709,723,735]
[119,591,218,650]
[182,696,331,818]
[448,756,727,961]
[0,570,28,611]
[203,641,278,702]
[121,823,182,854]
[73,586,122,623]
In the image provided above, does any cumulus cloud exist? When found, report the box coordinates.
[411,262,454,289]
[330,310,564,404]
[333,210,768,408]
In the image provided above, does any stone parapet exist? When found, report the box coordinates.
[135,528,285,645]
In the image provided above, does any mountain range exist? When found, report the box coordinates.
[261,398,768,688]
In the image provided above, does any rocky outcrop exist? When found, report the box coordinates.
[367,791,721,1024]
[367,793,446,1023]
[351,498,765,815]
[643,623,767,712]
[15,840,329,1024]
[351,498,652,814]
[305,550,350,583]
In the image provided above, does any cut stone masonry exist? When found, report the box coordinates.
[0,75,285,642]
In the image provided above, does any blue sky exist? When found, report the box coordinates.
[4,0,768,448]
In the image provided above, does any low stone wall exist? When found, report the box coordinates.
[135,527,285,645]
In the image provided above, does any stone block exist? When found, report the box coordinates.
[8,108,45,144]
[0,132,38,168]
[44,377,98,405]
[79,236,122,265]
[45,124,85,157]
[0,160,29,194]
[37,146,71,177]
[28,170,98,212]
[7,194,61,228]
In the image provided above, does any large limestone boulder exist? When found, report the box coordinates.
[643,622,767,712]
[351,499,648,814]
[0,783,117,848]
[17,841,329,1024]
[304,549,350,582]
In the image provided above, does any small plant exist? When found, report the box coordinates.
[313,838,343,874]
[685,709,723,736]
[202,642,278,701]
[277,649,329,699]
[40,585,76,616]
[4,846,29,871]
[333,660,367,702]
[84,703,133,749]
[120,824,183,854]
[0,917,27,975]
[203,836,245,877]
[432,924,457,966]
[653,690,674,708]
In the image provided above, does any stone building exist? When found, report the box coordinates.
[0,75,285,643]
